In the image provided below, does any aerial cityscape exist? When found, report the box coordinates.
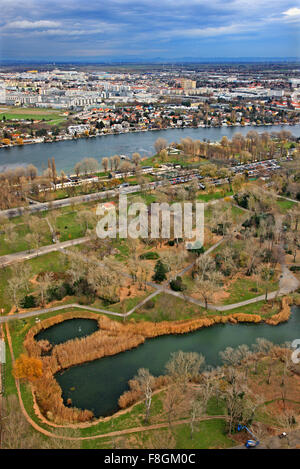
[0,0,300,457]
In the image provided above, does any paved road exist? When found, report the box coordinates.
[0,187,122,218]
[277,194,299,204]
[0,236,89,268]
[0,183,160,219]
[0,259,298,324]
[0,303,125,324]
[0,193,297,323]
[2,235,298,324]
[0,176,247,220]
[0,191,233,269]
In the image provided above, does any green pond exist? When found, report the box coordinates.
[53,306,300,418]
[36,318,98,345]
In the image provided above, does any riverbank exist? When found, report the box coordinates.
[1,123,300,174]
[22,297,293,425]
[1,120,298,151]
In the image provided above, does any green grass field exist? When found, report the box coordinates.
[56,210,86,242]
[0,251,68,313]
[221,277,279,305]
[0,219,52,256]
[131,292,206,322]
[197,189,233,202]
[276,198,297,213]
[0,107,67,126]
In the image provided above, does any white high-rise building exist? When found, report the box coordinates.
[0,84,6,104]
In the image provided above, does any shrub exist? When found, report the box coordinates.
[78,295,94,305]
[187,245,204,256]
[140,251,160,260]
[144,299,155,309]
[73,278,94,298]
[234,192,249,209]
[13,354,43,381]
[62,281,75,296]
[20,295,37,309]
[170,276,186,292]
[47,285,67,302]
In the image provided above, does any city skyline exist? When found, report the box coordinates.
[0,0,300,62]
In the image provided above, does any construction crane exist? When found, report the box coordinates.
[237,424,260,448]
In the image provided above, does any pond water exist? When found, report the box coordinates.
[1,123,299,174]
[35,318,98,346]
[55,306,300,418]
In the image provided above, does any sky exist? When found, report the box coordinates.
[0,0,300,62]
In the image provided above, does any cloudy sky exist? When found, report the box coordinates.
[0,0,300,61]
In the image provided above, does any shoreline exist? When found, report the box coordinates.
[0,121,299,151]
[22,298,292,426]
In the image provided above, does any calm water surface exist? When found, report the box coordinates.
[36,318,98,346]
[1,124,299,174]
[55,306,300,418]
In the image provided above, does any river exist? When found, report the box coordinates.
[1,124,299,174]
[51,306,300,418]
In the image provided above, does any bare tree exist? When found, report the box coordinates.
[165,350,205,391]
[76,210,96,234]
[36,272,54,306]
[134,368,155,423]
[102,157,109,173]
[163,383,184,429]
[3,222,17,246]
[7,275,25,311]
[154,138,167,154]
[132,152,141,167]
[256,263,274,300]
[193,254,216,281]
[112,155,121,171]
[189,397,203,439]
[193,271,223,309]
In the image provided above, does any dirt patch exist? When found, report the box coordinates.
[286,251,300,265]
[119,282,150,302]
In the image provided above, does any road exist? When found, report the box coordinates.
[1,234,299,324]
[0,183,160,219]
[0,236,89,268]
[0,187,121,218]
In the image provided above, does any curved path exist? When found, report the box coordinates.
[6,320,227,442]
[1,237,299,324]
[0,236,90,268]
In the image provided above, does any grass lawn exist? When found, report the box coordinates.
[140,192,157,205]
[173,419,234,449]
[56,211,86,241]
[0,107,66,126]
[84,416,235,449]
[221,277,279,305]
[204,201,245,224]
[0,220,52,256]
[276,198,297,213]
[90,290,155,315]
[0,251,68,313]
[131,292,205,322]
[206,300,281,319]
[197,190,233,202]
[106,291,154,314]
